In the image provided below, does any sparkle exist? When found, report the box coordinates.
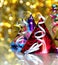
[30,22,33,24]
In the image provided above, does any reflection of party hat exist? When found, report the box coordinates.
[22,15,56,54]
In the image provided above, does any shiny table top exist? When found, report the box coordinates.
[0,53,58,65]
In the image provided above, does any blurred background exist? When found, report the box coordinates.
[0,0,58,65]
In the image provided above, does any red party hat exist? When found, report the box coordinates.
[21,15,56,54]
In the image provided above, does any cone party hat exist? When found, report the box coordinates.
[21,14,56,54]
[11,15,36,53]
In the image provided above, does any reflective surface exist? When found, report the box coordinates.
[0,53,58,65]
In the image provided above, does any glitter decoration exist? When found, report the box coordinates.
[50,4,58,34]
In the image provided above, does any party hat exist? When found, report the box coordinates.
[21,14,56,54]
[11,15,36,53]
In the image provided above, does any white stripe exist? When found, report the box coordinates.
[24,15,47,54]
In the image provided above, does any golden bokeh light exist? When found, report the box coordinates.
[26,2,30,6]
[4,1,8,5]
[45,0,52,7]
[9,16,13,21]
[6,7,10,12]
[3,22,11,28]
[19,0,23,4]
[0,3,3,7]
[12,0,17,4]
